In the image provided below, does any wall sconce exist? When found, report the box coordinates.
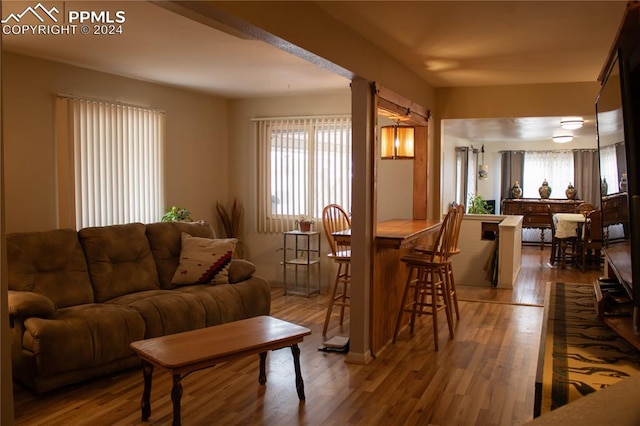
[381,124,414,159]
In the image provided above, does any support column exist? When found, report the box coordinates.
[345,77,374,365]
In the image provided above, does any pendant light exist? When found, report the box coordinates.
[381,122,415,159]
[478,144,488,180]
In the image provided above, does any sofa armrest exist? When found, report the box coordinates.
[228,259,257,283]
[8,290,56,319]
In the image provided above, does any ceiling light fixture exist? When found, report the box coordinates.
[552,134,574,143]
[560,118,584,130]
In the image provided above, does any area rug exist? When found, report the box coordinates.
[535,282,640,416]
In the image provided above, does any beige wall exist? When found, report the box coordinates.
[435,82,600,119]
[2,52,229,233]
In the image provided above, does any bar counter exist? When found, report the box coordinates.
[333,219,441,354]
[371,219,442,354]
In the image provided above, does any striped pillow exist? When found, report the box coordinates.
[171,233,237,285]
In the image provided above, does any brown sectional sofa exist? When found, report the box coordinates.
[7,221,271,393]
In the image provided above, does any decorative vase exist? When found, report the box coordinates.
[565,182,577,200]
[620,173,628,192]
[510,181,523,199]
[601,178,608,196]
[538,179,552,199]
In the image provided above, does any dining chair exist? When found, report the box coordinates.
[414,203,464,321]
[576,202,596,216]
[577,209,603,271]
[547,205,578,267]
[392,207,457,350]
[321,204,352,336]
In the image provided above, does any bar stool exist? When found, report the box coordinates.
[321,204,351,336]
[414,203,464,321]
[392,207,457,350]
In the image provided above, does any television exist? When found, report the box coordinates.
[596,3,640,335]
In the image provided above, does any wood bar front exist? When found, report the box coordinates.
[372,219,441,354]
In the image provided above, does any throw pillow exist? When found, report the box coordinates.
[228,259,257,283]
[171,233,237,285]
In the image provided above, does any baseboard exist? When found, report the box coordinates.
[345,350,373,365]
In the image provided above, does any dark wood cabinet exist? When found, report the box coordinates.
[594,3,640,343]
[501,198,584,246]
[601,193,630,236]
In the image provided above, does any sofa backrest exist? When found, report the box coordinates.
[145,221,215,289]
[79,223,160,302]
[6,229,94,308]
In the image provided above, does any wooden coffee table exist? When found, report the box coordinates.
[130,315,311,426]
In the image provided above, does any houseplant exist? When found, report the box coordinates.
[161,206,193,222]
[467,193,494,214]
[295,216,315,232]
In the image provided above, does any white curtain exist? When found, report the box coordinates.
[455,146,478,207]
[599,144,619,194]
[56,96,165,229]
[256,116,352,233]
[522,151,574,199]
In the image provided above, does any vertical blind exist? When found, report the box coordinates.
[56,96,165,229]
[256,116,352,233]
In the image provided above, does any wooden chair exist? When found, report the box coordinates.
[321,204,352,336]
[393,207,457,350]
[577,209,603,271]
[576,202,596,216]
[547,205,578,268]
[414,204,464,320]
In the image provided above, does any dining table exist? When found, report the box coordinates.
[553,212,586,238]
[552,212,587,268]
[333,218,442,355]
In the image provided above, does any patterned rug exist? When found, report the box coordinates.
[535,282,640,416]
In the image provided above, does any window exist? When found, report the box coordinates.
[256,116,352,233]
[522,151,574,198]
[599,143,619,191]
[56,96,165,229]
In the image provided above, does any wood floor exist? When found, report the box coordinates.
[12,246,603,426]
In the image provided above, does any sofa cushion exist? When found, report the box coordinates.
[79,223,159,302]
[107,290,207,338]
[145,221,216,289]
[22,304,145,377]
[7,229,94,308]
[171,233,237,285]
[176,276,270,326]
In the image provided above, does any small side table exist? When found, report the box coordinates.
[283,230,320,297]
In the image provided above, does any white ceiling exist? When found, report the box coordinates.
[1,0,628,141]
